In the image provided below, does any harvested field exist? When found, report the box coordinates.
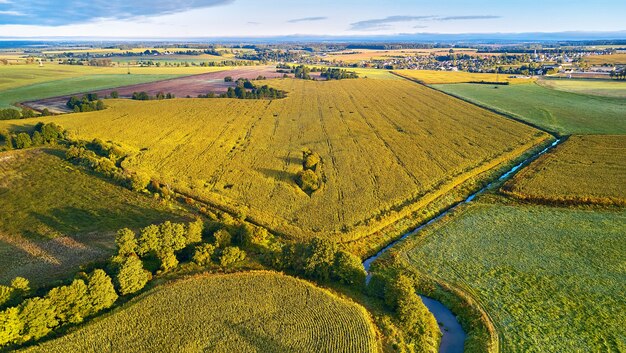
[0,148,188,285]
[22,271,378,353]
[537,78,626,98]
[584,53,626,65]
[503,135,626,206]
[3,78,548,245]
[22,66,282,112]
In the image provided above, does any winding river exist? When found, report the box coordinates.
[362,138,562,353]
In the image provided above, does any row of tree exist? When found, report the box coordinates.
[0,270,118,347]
[131,91,175,100]
[0,107,51,121]
[0,122,64,150]
[66,94,106,113]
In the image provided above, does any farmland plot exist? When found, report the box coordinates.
[400,200,626,352]
[21,272,378,353]
[503,135,626,205]
[1,78,547,243]
[0,148,188,285]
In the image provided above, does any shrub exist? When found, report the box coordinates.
[0,307,22,346]
[296,169,321,193]
[186,219,204,245]
[45,279,89,325]
[157,251,178,272]
[333,251,367,286]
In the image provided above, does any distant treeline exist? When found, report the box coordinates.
[197,78,286,100]
[66,94,106,112]
[277,64,358,80]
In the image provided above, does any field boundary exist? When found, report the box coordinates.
[391,71,562,137]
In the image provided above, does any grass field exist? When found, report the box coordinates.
[0,64,228,91]
[538,78,626,98]
[0,148,187,285]
[400,200,626,352]
[433,82,626,135]
[584,53,626,65]
[503,135,626,205]
[22,271,378,353]
[1,78,547,244]
[0,74,181,109]
[394,70,534,84]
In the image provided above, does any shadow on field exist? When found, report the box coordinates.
[220,320,293,353]
[256,167,294,184]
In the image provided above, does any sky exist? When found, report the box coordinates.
[0,0,624,38]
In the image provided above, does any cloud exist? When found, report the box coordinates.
[287,16,327,23]
[247,21,260,25]
[0,0,234,26]
[0,10,22,16]
[413,25,428,29]
[437,15,501,21]
[349,15,435,31]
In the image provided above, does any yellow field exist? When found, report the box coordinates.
[1,78,547,243]
[0,64,230,91]
[394,70,535,84]
[503,135,626,205]
[320,48,478,63]
[584,53,626,65]
[22,271,378,353]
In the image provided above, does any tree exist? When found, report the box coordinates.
[40,108,52,117]
[333,251,366,286]
[10,277,29,295]
[40,123,63,142]
[14,133,32,149]
[137,224,160,256]
[219,246,246,267]
[17,297,57,343]
[31,131,44,146]
[21,108,35,119]
[186,218,204,245]
[127,172,150,192]
[86,269,118,313]
[158,250,178,271]
[304,238,337,281]
[160,221,186,252]
[110,91,119,98]
[115,228,137,256]
[213,228,232,248]
[192,243,216,266]
[0,307,22,347]
[45,279,90,325]
[114,255,151,295]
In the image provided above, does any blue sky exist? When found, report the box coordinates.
[0,0,624,38]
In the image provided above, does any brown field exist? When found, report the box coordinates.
[23,66,282,112]
[2,78,548,244]
[584,53,626,65]
[503,135,626,206]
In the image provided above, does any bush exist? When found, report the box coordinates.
[17,297,57,343]
[45,279,89,325]
[296,169,321,193]
[0,307,21,346]
[219,246,246,267]
[85,269,118,313]
[115,228,137,256]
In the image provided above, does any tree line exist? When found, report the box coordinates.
[0,122,64,150]
[0,107,52,121]
[131,91,175,101]
[197,78,285,100]
[66,94,106,113]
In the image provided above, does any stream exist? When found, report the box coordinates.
[362,138,562,353]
